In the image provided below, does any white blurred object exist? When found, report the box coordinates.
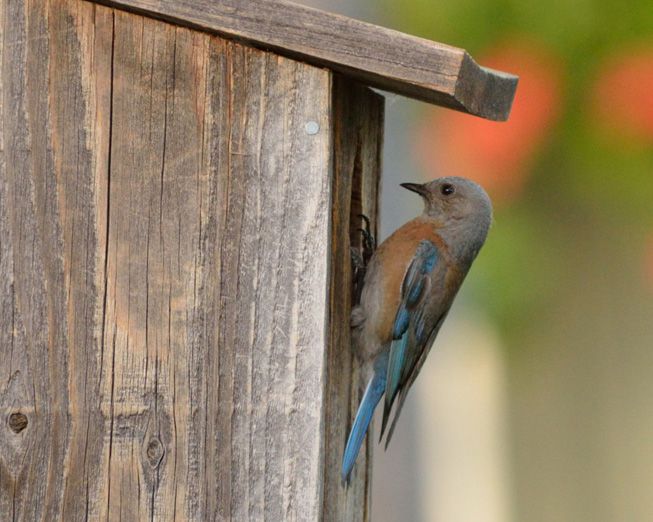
[415,308,512,522]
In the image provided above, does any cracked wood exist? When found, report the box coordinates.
[1,0,381,520]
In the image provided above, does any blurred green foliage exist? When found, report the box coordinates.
[379,0,653,54]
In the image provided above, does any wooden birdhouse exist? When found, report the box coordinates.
[0,0,516,520]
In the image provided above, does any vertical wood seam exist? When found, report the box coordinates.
[103,10,116,520]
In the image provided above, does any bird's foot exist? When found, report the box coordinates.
[351,214,375,304]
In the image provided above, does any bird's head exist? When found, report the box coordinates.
[401,176,493,233]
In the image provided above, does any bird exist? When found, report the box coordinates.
[342,176,493,483]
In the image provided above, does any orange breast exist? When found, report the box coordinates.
[370,218,452,342]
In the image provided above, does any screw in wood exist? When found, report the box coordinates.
[305,120,320,135]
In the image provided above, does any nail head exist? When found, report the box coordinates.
[305,121,320,135]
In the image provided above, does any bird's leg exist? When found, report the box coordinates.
[351,214,376,304]
[358,214,376,266]
[351,247,365,305]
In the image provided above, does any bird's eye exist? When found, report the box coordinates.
[440,183,455,196]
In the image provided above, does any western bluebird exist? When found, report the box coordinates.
[342,176,493,482]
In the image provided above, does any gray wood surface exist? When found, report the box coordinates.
[322,76,384,522]
[0,1,381,519]
[1,1,115,519]
[87,0,518,121]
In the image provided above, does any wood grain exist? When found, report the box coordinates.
[0,1,114,519]
[85,0,518,121]
[322,77,383,522]
[0,1,380,520]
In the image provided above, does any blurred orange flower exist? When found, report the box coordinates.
[591,46,653,142]
[415,39,564,205]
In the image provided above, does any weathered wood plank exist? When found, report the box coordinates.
[2,1,381,520]
[0,1,113,519]
[198,33,334,522]
[322,77,383,522]
[49,2,114,519]
[102,9,334,521]
[86,0,517,121]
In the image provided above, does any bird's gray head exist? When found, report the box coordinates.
[401,176,493,246]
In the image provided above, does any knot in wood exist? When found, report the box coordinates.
[146,437,164,468]
[8,412,28,433]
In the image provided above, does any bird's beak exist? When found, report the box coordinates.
[400,182,429,197]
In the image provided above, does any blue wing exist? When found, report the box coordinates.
[383,310,449,448]
[381,240,440,438]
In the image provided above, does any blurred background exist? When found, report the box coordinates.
[303,1,653,520]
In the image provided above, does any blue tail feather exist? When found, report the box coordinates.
[341,356,387,483]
